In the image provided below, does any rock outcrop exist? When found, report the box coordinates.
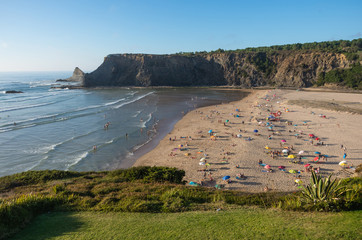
[82,51,351,88]
[57,67,85,83]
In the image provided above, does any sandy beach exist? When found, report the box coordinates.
[134,89,362,192]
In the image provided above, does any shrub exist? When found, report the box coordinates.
[0,194,62,239]
[0,170,86,192]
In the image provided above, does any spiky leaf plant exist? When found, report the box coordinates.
[301,172,346,203]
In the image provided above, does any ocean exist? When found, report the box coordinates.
[0,72,247,177]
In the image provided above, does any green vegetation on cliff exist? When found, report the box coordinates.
[178,38,362,56]
[317,63,362,89]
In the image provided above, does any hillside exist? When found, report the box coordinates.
[82,39,362,88]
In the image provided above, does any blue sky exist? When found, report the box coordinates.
[0,0,361,72]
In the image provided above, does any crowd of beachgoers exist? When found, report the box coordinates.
[135,89,362,192]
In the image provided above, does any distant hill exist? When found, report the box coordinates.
[81,39,361,89]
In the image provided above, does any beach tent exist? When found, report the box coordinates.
[189,181,199,186]
[222,176,231,180]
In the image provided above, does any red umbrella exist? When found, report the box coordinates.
[313,157,319,161]
[264,165,271,169]
[309,134,315,137]
[278,166,285,169]
[304,164,311,167]
[281,139,286,142]
[315,137,320,141]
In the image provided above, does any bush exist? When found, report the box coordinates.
[0,170,86,192]
[108,166,185,184]
[0,194,62,239]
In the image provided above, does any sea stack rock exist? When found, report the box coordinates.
[57,67,85,83]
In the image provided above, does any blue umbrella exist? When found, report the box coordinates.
[254,129,258,133]
[315,151,321,154]
[208,130,213,133]
[222,176,231,180]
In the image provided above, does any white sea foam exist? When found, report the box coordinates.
[104,98,126,106]
[0,101,56,113]
[114,92,154,109]
[66,151,89,169]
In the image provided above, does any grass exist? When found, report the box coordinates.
[12,208,362,240]
[1,168,361,239]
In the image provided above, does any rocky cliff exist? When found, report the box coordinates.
[57,67,85,82]
[82,51,351,88]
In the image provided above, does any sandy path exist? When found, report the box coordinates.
[134,89,362,192]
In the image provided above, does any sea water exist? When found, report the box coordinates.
[0,72,247,177]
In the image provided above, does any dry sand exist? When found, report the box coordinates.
[134,89,362,192]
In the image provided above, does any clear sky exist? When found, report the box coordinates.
[0,0,361,72]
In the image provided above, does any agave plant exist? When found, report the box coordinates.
[301,171,346,203]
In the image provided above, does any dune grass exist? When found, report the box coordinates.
[13,208,361,240]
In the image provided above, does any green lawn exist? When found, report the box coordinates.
[13,208,361,240]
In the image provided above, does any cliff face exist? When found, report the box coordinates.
[83,51,350,88]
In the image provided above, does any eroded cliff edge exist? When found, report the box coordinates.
[83,51,352,88]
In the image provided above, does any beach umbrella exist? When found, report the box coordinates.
[313,157,319,161]
[205,163,211,166]
[295,179,303,184]
[254,129,258,133]
[265,146,270,149]
[304,164,311,167]
[210,135,215,139]
[178,144,183,148]
[208,130,213,133]
[278,166,285,169]
[225,120,229,123]
[222,176,231,180]
[289,169,297,174]
[315,137,320,141]
[314,151,321,155]
[199,162,206,166]
[237,134,242,138]
[298,150,304,155]
[184,153,191,156]
[288,155,296,158]
[200,158,206,162]
[282,149,289,153]
[264,165,271,169]
[309,134,315,137]
[339,161,347,166]
[281,139,286,142]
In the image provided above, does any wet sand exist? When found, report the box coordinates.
[134,89,362,192]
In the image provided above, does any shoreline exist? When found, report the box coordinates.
[121,90,252,169]
[134,89,362,192]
